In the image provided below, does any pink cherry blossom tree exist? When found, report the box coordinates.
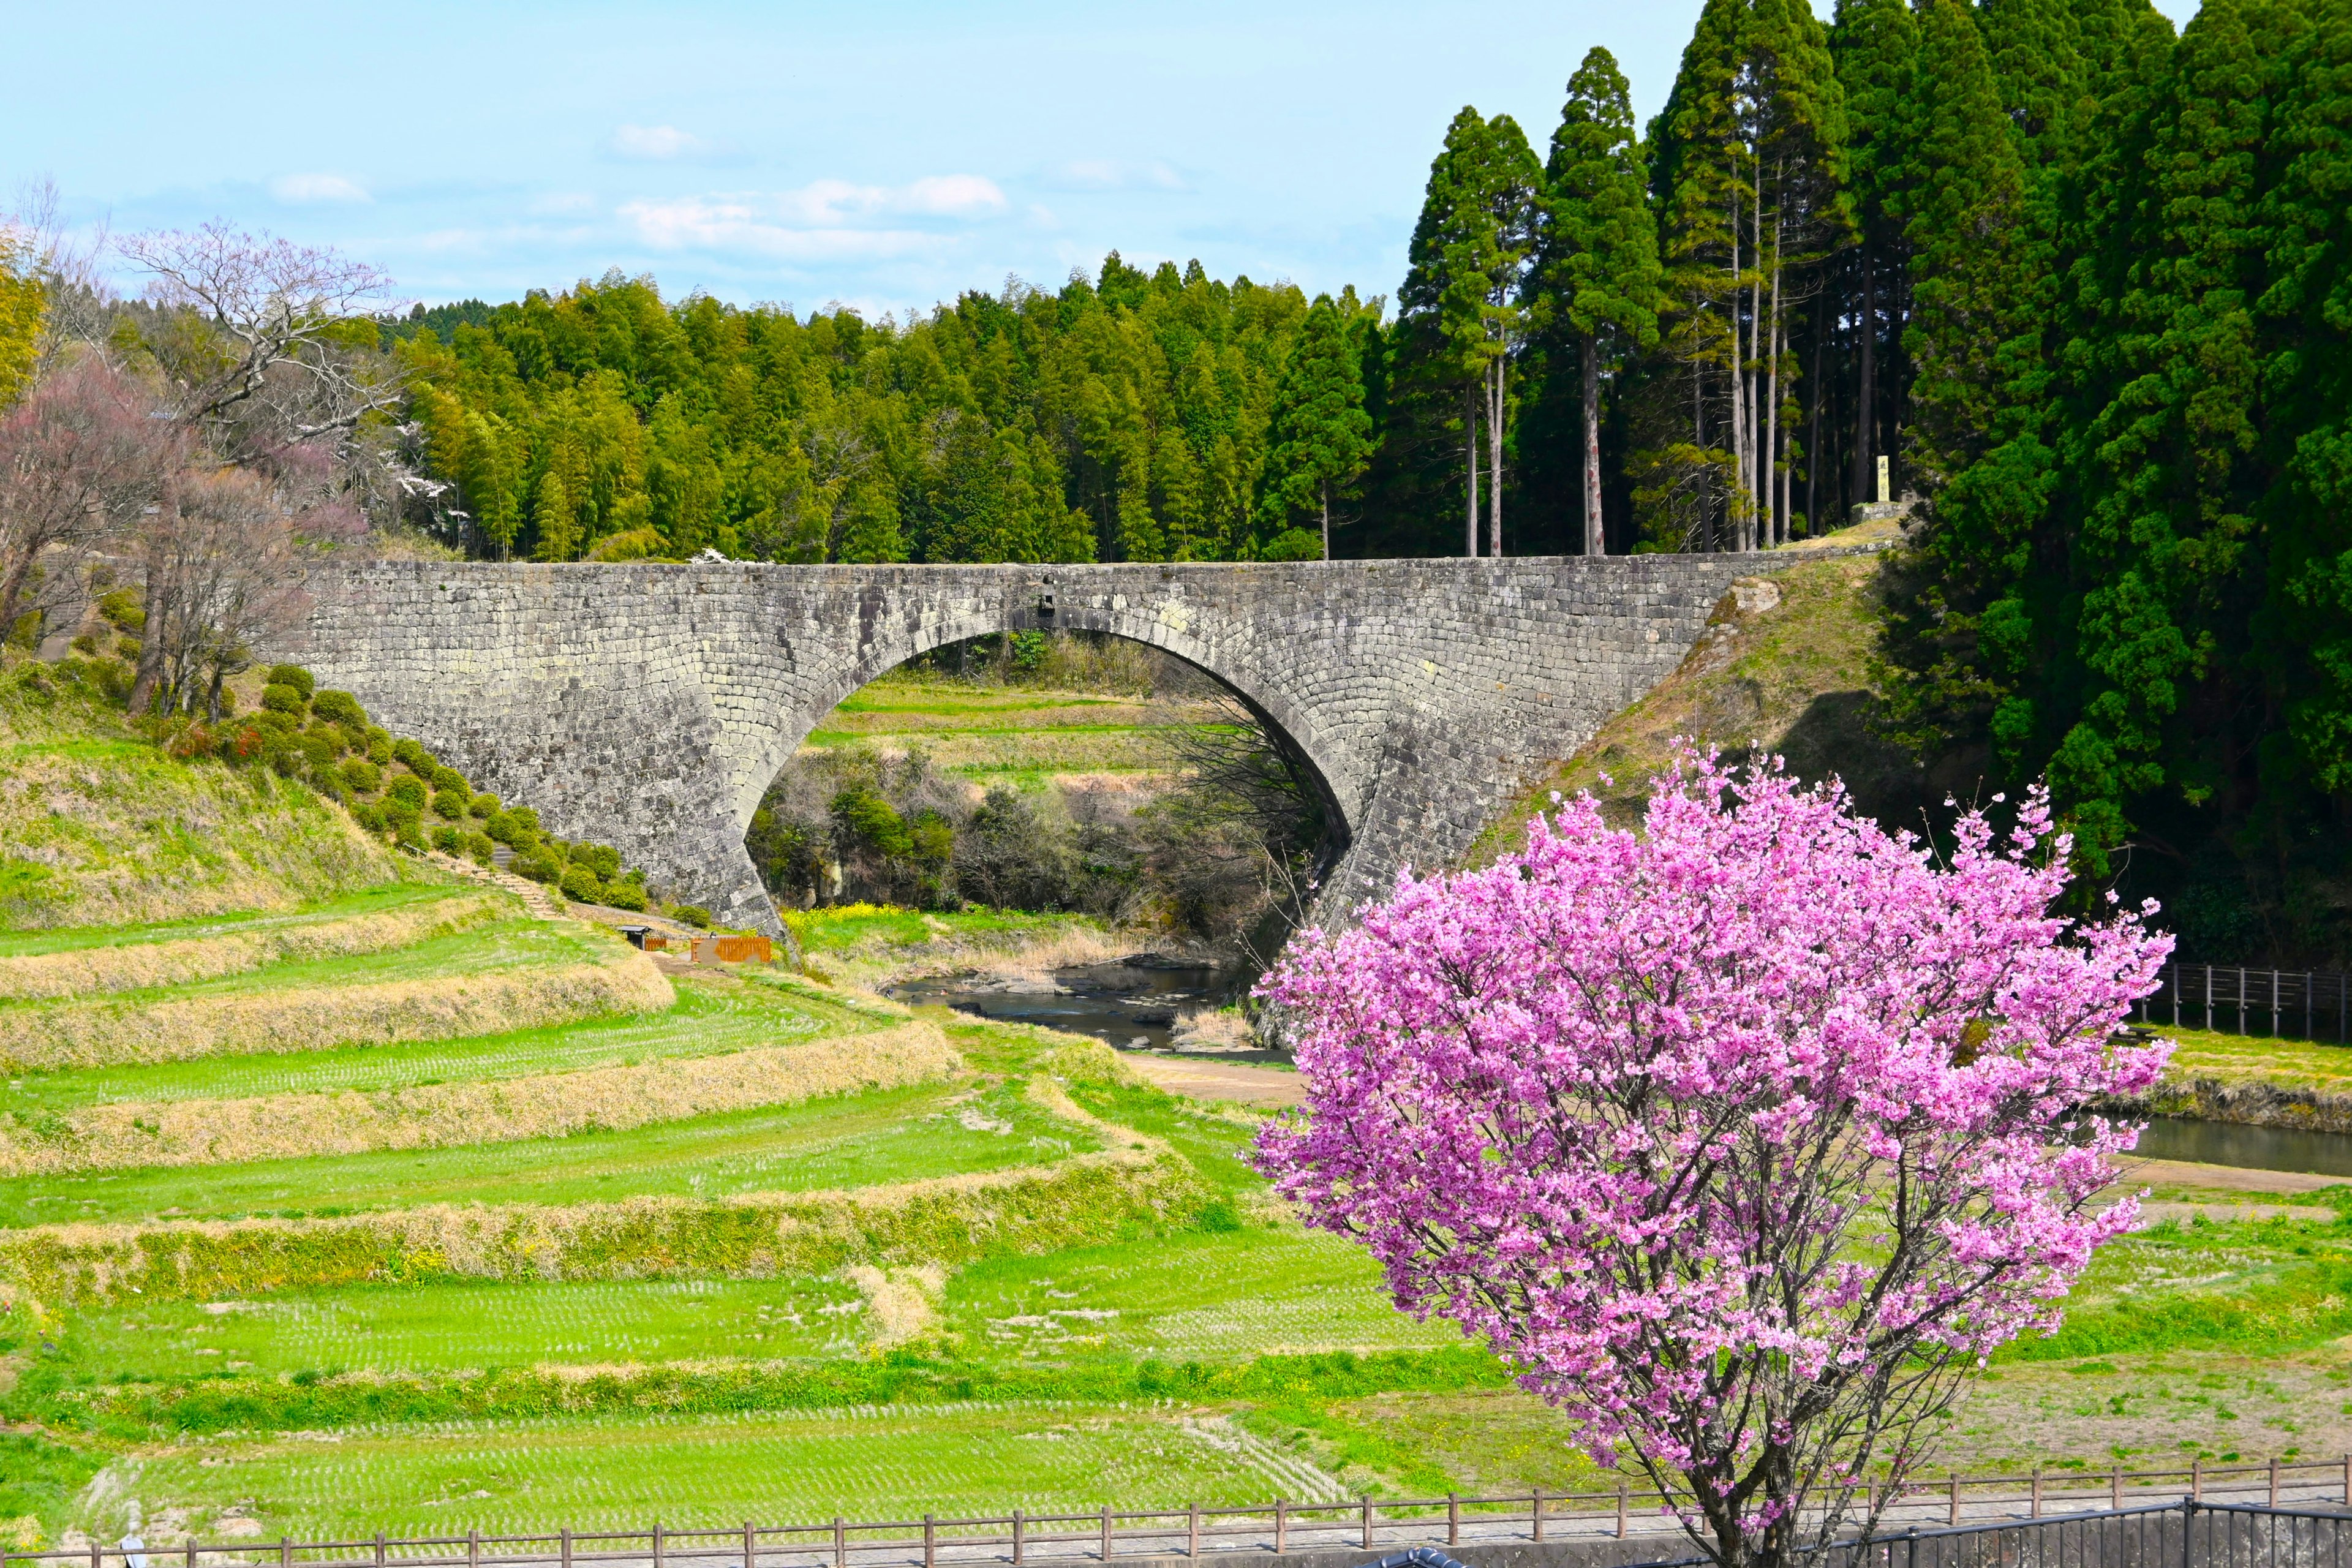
[1254,753,2171,1568]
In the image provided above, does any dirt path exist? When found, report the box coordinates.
[1123,1054,1302,1108]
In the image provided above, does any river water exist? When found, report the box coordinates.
[889,958,1246,1051]
[2136,1117,2352,1178]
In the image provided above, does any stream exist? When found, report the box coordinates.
[2135,1117,2352,1179]
[890,958,1248,1051]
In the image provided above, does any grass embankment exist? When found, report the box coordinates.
[2121,1025,2352,1130]
[0,682,401,930]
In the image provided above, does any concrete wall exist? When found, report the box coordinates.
[283,554,1838,935]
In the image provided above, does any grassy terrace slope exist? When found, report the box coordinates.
[13,652,2352,1545]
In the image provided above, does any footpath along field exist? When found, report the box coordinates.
[12,655,2352,1549]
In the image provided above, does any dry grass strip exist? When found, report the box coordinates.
[0,1144,1208,1306]
[0,892,510,1001]
[0,951,675,1074]
[0,1020,959,1174]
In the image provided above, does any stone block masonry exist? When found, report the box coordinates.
[282,554,1843,938]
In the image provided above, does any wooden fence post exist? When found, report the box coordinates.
[832,1517,845,1568]
[653,1523,664,1568]
[1532,1488,1544,1544]
[2032,1468,2042,1519]
[558,1530,568,1568]
[378,1534,389,1568]
[1273,1499,1286,1556]
[1099,1506,1110,1564]
[1360,1498,1372,1551]
[1949,1474,1959,1527]
[2113,1468,2123,1510]
[2271,1458,2280,1507]
[744,1520,756,1568]
[1447,1496,1459,1549]
[1188,1504,1199,1560]
[2192,1458,2202,1502]
[924,1515,935,1568]
[1617,1480,1629,1540]
[466,1530,478,1568]
[1011,1511,1023,1568]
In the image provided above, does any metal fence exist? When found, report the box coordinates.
[16,1458,2352,1568]
[1806,1501,2352,1568]
[2138,964,2352,1043]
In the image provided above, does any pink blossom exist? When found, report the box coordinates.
[1254,752,2171,1568]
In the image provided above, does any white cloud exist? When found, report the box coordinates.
[619,175,1008,260]
[608,124,729,161]
[270,173,370,204]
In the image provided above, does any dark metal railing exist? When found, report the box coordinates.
[2139,963,2352,1043]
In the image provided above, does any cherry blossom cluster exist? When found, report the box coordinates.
[1254,753,2171,1560]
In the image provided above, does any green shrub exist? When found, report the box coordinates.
[69,632,100,657]
[365,734,392,765]
[310,690,366,727]
[432,788,470,820]
[559,864,605,904]
[543,837,571,866]
[339,758,380,794]
[96,587,145,631]
[386,775,428,810]
[263,664,315,699]
[350,802,387,833]
[258,683,307,715]
[602,880,648,912]
[296,731,341,768]
[512,851,561,884]
[464,830,496,865]
[391,737,428,771]
[510,805,541,834]
[483,809,523,845]
[251,708,298,735]
[573,843,622,880]
[673,903,712,929]
[432,824,464,853]
[116,636,142,662]
[386,804,423,843]
[470,793,499,818]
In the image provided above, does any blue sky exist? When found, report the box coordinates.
[7,0,2197,319]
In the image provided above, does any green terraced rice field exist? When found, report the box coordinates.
[948,1231,1464,1363]
[104,1403,1341,1537]
[61,1277,874,1378]
[8,973,842,1111]
[2,1079,1087,1224]
[0,881,469,958]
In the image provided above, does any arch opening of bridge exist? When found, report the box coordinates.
[282,552,1843,939]
[747,621,1353,940]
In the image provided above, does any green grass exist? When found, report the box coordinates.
[2149,1025,2352,1094]
[784,906,1105,957]
[948,1229,1465,1365]
[0,880,462,959]
[6,974,843,1112]
[98,1401,1347,1537]
[58,1276,875,1379]
[0,918,611,1017]
[832,690,1126,716]
[0,1079,1093,1225]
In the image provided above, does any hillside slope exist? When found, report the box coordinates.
[1472,540,1968,862]
[0,664,402,929]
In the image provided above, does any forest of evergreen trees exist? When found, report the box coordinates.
[366,0,2350,963]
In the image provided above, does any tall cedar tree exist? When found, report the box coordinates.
[1528,48,1665,556]
[1643,0,1850,552]
[1262,294,1377,558]
[1396,108,1542,557]
[1828,0,1917,508]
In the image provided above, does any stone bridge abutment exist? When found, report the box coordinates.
[285,555,1831,937]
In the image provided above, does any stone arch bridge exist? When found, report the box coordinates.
[286,555,1826,937]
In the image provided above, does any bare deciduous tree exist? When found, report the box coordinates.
[128,466,308,718]
[117,222,397,439]
[0,356,185,641]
